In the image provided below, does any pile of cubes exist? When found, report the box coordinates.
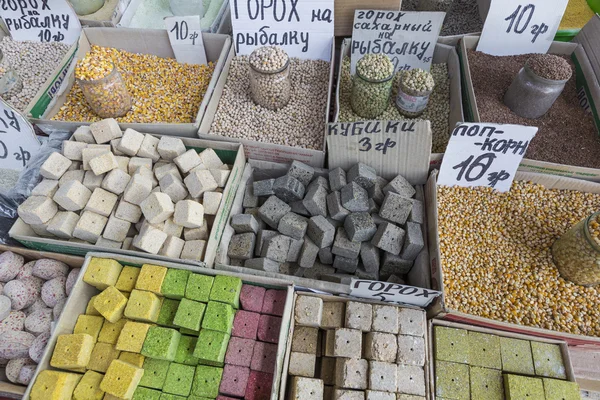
[434,326,581,399]
[286,294,427,399]
[29,257,286,399]
[227,161,424,282]
[17,118,231,260]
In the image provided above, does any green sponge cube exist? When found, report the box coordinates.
[209,275,242,308]
[542,378,580,400]
[141,326,181,361]
[435,326,469,364]
[435,360,470,400]
[180,327,200,336]
[159,394,186,400]
[193,329,230,367]
[157,299,180,327]
[468,332,501,369]
[173,299,206,331]
[201,301,234,334]
[470,366,504,400]
[191,365,223,398]
[175,335,199,366]
[504,374,544,399]
[132,386,162,400]
[185,274,214,302]
[139,358,170,389]
[531,341,566,379]
[162,269,190,299]
[500,337,534,375]
[163,362,196,396]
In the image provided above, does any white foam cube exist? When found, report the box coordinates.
[155,163,182,181]
[53,181,92,211]
[82,147,110,170]
[73,211,108,243]
[68,161,82,171]
[40,152,72,180]
[174,149,202,173]
[102,169,131,195]
[128,157,153,175]
[163,218,183,238]
[17,196,58,225]
[159,174,188,202]
[189,163,207,174]
[199,148,224,169]
[132,223,168,254]
[174,200,204,228]
[184,169,218,198]
[114,200,142,224]
[159,235,185,258]
[32,179,59,197]
[181,240,206,261]
[30,222,52,237]
[73,126,95,144]
[123,175,153,205]
[210,169,230,188]
[46,211,80,239]
[152,186,162,193]
[134,166,158,188]
[157,137,186,161]
[96,237,122,249]
[115,156,130,173]
[203,192,222,215]
[62,141,87,161]
[110,139,125,156]
[184,223,208,241]
[83,171,105,192]
[122,237,133,250]
[89,152,118,175]
[140,192,174,224]
[103,214,131,242]
[58,170,85,187]
[84,188,118,217]
[118,128,144,156]
[90,118,122,144]
[138,134,160,162]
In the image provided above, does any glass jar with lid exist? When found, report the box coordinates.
[0,49,23,101]
[76,62,132,118]
[69,0,105,15]
[351,54,394,119]
[169,0,204,16]
[395,68,435,117]
[248,46,291,111]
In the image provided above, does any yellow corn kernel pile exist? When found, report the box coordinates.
[75,57,113,81]
[438,181,600,337]
[54,45,215,124]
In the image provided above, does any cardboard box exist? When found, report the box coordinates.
[569,346,600,392]
[574,15,600,93]
[77,0,131,27]
[21,251,294,400]
[459,35,600,181]
[31,28,231,138]
[335,0,402,36]
[333,38,464,172]
[9,135,246,269]
[426,169,600,346]
[428,319,578,399]
[198,44,336,168]
[0,244,84,399]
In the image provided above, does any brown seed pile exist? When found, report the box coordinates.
[438,181,600,336]
[467,49,600,169]
[527,54,573,81]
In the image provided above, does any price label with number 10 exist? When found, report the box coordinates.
[164,15,207,65]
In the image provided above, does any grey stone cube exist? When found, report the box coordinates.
[290,200,311,217]
[407,199,424,224]
[327,191,350,221]
[345,301,372,331]
[368,361,397,392]
[288,160,314,186]
[400,222,424,261]
[320,273,354,284]
[396,365,425,396]
[318,246,334,265]
[253,179,275,197]
[273,174,305,203]
[244,257,280,272]
[243,183,259,208]
[298,237,319,268]
[360,242,380,273]
[341,182,369,212]
[333,255,359,273]
[332,228,361,259]
[344,213,377,242]
[287,238,304,262]
[303,184,328,217]
[278,212,308,240]
[397,335,425,366]
[259,195,291,228]
[387,275,406,284]
[355,265,378,280]
[244,207,266,230]
[228,232,256,260]
[307,176,329,193]
[364,332,397,363]
[328,167,347,192]
[255,229,277,256]
[368,176,388,205]
[347,163,377,190]
[371,222,405,255]
[383,174,416,198]
[231,213,259,234]
[302,262,335,280]
[307,215,336,248]
[279,262,304,277]
[380,253,412,280]
[368,199,379,214]
[372,305,399,334]
[261,234,292,262]
[335,358,368,390]
[379,192,413,225]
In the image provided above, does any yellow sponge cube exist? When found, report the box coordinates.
[135,264,168,294]
[88,342,121,373]
[124,290,162,322]
[115,266,141,292]
[51,333,95,370]
[74,315,104,342]
[98,319,128,345]
[116,321,152,353]
[103,394,122,400]
[30,370,82,400]
[73,370,104,400]
[86,295,101,316]
[94,286,128,323]
[100,360,144,400]
[83,258,124,290]
[119,352,145,368]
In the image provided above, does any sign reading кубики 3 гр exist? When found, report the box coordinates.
[0,99,40,171]
[228,0,335,61]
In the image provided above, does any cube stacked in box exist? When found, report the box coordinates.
[29,257,287,400]
[433,325,580,400]
[228,161,424,282]
[286,294,427,399]
[17,118,231,260]
[0,250,80,386]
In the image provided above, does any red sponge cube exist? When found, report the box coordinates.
[239,285,265,312]
[219,364,250,397]
[261,289,286,316]
[225,337,256,368]
[232,310,260,339]
[245,370,273,400]
[257,314,282,344]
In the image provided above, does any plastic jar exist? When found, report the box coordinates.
[76,63,132,118]
[351,54,394,119]
[69,0,105,15]
[395,69,435,117]
[170,0,204,16]
[0,50,23,100]
[249,48,291,111]
[552,211,600,286]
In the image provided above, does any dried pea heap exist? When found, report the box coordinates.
[438,181,600,336]
[356,54,394,81]
[54,45,215,124]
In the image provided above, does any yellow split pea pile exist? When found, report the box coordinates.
[54,46,215,124]
[438,181,600,337]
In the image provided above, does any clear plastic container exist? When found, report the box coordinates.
[76,64,132,118]
[249,58,291,111]
[170,0,204,16]
[0,50,23,100]
[395,73,434,117]
[552,211,600,286]
[351,69,393,119]
[69,0,105,15]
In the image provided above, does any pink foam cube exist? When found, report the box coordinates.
[251,341,278,373]
[245,371,273,400]
[232,310,260,339]
[261,289,286,316]
[219,364,250,397]
[257,314,282,344]
[225,337,256,368]
[240,284,266,312]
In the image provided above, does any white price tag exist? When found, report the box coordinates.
[0,100,41,171]
[0,0,81,45]
[350,10,445,75]
[438,123,538,192]
[349,279,442,307]
[164,16,207,65]
[477,0,569,56]
[229,0,334,61]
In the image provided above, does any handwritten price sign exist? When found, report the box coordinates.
[349,279,442,307]
[438,123,537,192]
[477,0,569,56]
[0,100,40,171]
[165,16,207,65]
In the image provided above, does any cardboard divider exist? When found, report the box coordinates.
[9,135,246,269]
[21,251,294,400]
[29,28,231,138]
[568,346,600,391]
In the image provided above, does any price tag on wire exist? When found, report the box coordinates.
[437,123,537,192]
[164,15,207,65]
[477,0,569,56]
[0,99,40,171]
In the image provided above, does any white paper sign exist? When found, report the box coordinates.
[165,16,208,65]
[438,123,538,192]
[350,10,445,75]
[0,0,82,45]
[229,0,334,61]
[0,100,41,171]
[477,0,569,56]
[349,279,442,307]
